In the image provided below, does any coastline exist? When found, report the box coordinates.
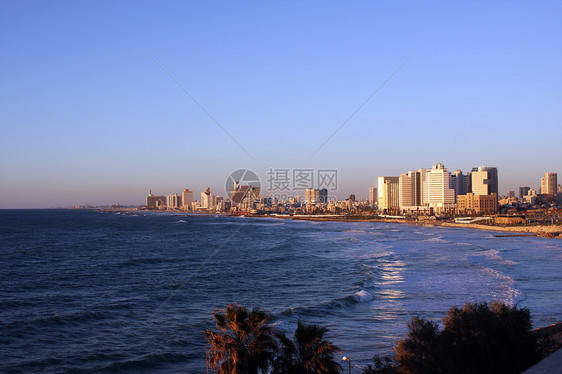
[94,207,562,239]
[290,215,562,238]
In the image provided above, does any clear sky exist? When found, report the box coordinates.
[1,1,561,208]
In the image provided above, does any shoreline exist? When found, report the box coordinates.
[94,208,562,239]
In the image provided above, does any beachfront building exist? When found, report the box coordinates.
[424,163,456,214]
[146,189,166,209]
[167,193,182,210]
[470,166,499,197]
[399,171,423,210]
[451,169,467,197]
[457,193,499,214]
[378,176,399,212]
[201,187,215,209]
[182,188,193,210]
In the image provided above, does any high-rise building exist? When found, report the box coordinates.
[507,190,515,198]
[319,188,328,203]
[304,188,327,204]
[313,189,320,203]
[146,189,166,209]
[424,163,456,212]
[451,170,467,197]
[304,188,313,204]
[369,187,377,205]
[399,171,422,209]
[378,176,399,211]
[182,188,193,210]
[519,186,530,199]
[470,166,498,196]
[201,187,215,209]
[167,193,182,209]
[540,173,557,195]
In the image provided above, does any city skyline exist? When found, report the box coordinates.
[1,1,561,208]
[71,166,558,210]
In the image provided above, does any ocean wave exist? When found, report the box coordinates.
[354,290,374,302]
[455,242,473,246]
[280,290,376,318]
[359,251,395,259]
[470,249,517,266]
[413,230,434,236]
[424,236,449,243]
[99,352,190,372]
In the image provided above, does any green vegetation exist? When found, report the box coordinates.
[205,304,341,374]
[273,321,341,374]
[205,302,551,374]
[204,304,278,374]
[394,302,546,374]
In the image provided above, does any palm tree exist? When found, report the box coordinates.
[273,321,341,374]
[204,303,278,374]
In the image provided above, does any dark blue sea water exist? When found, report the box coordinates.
[1,210,561,373]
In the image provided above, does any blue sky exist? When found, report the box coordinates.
[1,1,561,208]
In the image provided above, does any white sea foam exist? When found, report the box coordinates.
[359,251,395,259]
[354,290,374,302]
[425,235,449,243]
[455,242,473,246]
[413,230,434,236]
[471,249,517,266]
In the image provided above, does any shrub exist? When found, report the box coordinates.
[394,302,544,374]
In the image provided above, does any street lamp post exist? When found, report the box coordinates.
[342,356,351,374]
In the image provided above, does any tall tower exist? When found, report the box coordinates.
[378,176,399,211]
[424,163,456,212]
[399,171,422,209]
[470,166,498,197]
[451,170,467,197]
[369,187,377,205]
[540,173,557,195]
[182,188,193,209]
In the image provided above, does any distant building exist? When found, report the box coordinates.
[167,193,182,209]
[305,188,328,204]
[519,186,530,199]
[470,166,498,197]
[378,176,399,211]
[457,193,498,214]
[451,169,467,197]
[201,187,215,209]
[369,187,377,205]
[305,188,313,204]
[146,189,166,209]
[399,171,423,210]
[424,163,456,213]
[540,173,557,195]
[319,188,328,203]
[231,182,260,211]
[182,188,193,210]
[507,190,515,198]
[496,215,526,225]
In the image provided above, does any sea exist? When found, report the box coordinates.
[1,209,561,373]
